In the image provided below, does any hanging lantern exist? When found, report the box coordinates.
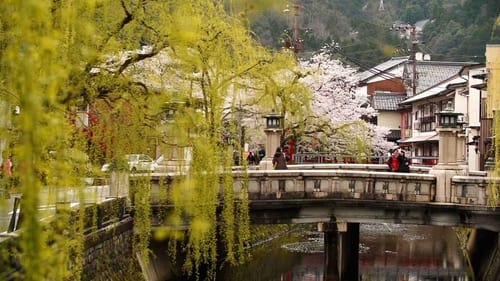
[264,110,283,129]
[437,101,463,129]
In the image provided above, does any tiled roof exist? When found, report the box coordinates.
[405,61,476,95]
[372,93,406,111]
[357,56,409,82]
[401,76,466,105]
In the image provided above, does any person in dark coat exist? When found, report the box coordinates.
[398,150,410,172]
[257,146,266,163]
[247,151,257,165]
[272,147,288,170]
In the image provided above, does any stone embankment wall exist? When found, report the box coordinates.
[0,197,144,281]
[78,197,143,281]
[82,215,142,281]
[468,228,500,281]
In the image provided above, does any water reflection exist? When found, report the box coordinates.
[221,224,468,281]
[360,224,467,280]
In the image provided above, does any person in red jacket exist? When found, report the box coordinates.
[388,149,401,172]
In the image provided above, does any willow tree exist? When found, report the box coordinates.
[0,1,107,280]
[0,0,186,278]
[246,51,312,148]
[136,1,303,279]
[1,0,303,280]
[84,0,301,279]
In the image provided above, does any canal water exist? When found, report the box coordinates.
[216,223,468,281]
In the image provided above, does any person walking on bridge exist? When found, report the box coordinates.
[272,147,288,170]
[257,146,266,164]
[247,151,257,165]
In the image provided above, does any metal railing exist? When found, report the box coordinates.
[293,153,386,164]
[293,153,439,167]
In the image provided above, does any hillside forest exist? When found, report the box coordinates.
[249,0,500,69]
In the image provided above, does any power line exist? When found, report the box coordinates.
[330,46,406,83]
[418,44,485,61]
[333,46,400,77]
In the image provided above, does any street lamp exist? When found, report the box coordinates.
[431,100,468,203]
[161,100,191,173]
[437,101,463,129]
[163,101,185,121]
[264,110,283,130]
[260,110,284,170]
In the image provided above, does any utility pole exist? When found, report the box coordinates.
[292,3,301,57]
[378,0,384,11]
[410,25,418,97]
[283,2,302,60]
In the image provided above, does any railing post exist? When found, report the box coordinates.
[7,196,21,232]
[110,171,129,202]
[478,183,486,205]
[278,179,285,192]
[415,182,421,195]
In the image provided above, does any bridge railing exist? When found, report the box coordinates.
[148,169,497,207]
[287,163,431,174]
[293,153,386,164]
[234,163,432,174]
[230,170,437,203]
[292,153,439,167]
[451,176,500,205]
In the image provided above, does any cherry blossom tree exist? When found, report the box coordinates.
[296,47,393,158]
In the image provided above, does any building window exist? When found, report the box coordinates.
[418,103,438,132]
[406,112,412,129]
[440,99,453,111]
[414,143,438,166]
[420,115,435,132]
[480,97,487,119]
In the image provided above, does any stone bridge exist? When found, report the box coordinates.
[2,163,500,281]
[141,164,500,281]
[146,164,500,232]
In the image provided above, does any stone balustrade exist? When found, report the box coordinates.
[451,176,500,205]
[4,166,500,281]
[287,163,431,174]
[149,168,500,207]
[231,170,437,202]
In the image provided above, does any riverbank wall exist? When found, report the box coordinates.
[0,197,143,281]
[468,228,500,281]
